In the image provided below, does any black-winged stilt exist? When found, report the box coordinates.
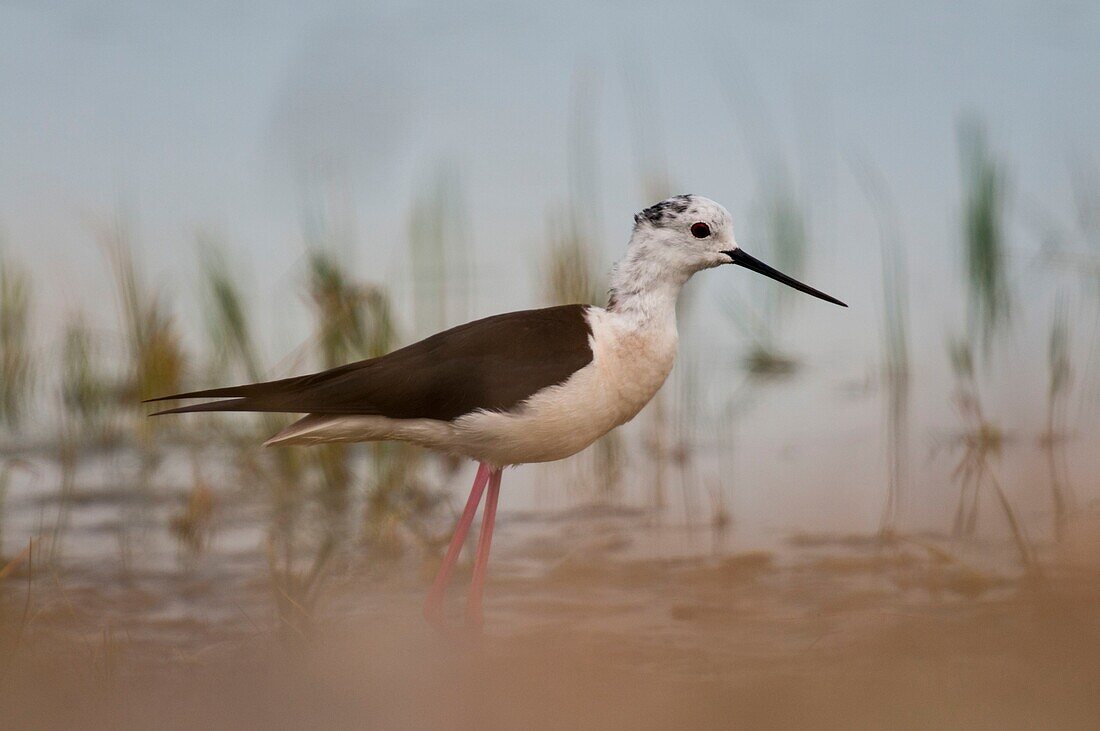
[148,195,846,628]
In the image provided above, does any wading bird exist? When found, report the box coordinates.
[148,195,845,628]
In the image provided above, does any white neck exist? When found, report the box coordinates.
[605,231,690,331]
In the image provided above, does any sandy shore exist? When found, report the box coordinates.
[4,507,1099,730]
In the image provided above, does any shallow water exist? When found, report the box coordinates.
[3,445,1099,729]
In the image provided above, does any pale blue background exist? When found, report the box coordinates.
[3,1,1098,528]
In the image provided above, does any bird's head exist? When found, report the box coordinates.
[629,194,846,307]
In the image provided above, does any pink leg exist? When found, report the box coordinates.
[466,467,502,628]
[423,462,492,624]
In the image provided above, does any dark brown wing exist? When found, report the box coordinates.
[148,304,593,421]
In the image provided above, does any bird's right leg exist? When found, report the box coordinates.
[423,461,492,625]
[465,466,502,629]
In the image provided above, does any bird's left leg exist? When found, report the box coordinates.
[465,466,502,628]
[423,462,491,625]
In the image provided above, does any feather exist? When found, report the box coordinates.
[148,305,593,421]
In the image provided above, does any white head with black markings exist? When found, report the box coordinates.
[607,194,846,315]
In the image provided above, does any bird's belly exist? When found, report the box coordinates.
[264,354,668,466]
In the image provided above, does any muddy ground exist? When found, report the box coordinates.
[3,504,1099,730]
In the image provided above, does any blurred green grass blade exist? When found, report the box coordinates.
[958,119,1012,354]
[0,244,33,429]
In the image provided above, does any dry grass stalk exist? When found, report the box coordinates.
[266,531,335,641]
[0,245,33,430]
[850,156,912,532]
[946,338,1036,571]
[60,315,116,441]
[95,212,185,439]
[408,163,470,337]
[1041,300,1074,541]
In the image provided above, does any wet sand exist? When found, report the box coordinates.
[4,505,1100,730]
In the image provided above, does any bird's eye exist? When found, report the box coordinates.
[690,222,711,238]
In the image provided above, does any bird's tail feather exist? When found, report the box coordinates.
[144,380,291,403]
[150,398,258,416]
[146,362,373,416]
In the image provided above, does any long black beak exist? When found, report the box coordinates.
[723,249,847,307]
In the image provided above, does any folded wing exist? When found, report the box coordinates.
[147,305,594,422]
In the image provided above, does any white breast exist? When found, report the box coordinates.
[266,307,679,468]
[447,307,678,465]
